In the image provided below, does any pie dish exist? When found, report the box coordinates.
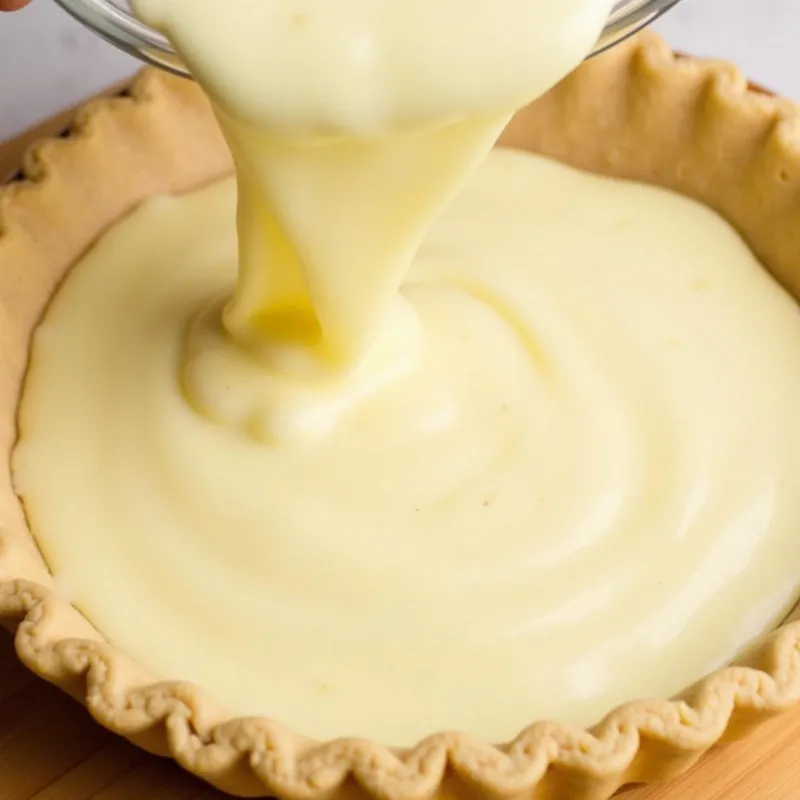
[2,31,800,800]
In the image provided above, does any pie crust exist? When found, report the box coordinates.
[2,31,800,800]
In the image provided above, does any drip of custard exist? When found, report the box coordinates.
[129,0,615,440]
[13,0,800,747]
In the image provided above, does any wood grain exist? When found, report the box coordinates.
[2,86,800,800]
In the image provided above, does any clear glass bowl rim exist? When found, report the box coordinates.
[52,0,684,77]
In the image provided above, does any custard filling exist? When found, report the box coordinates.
[15,151,800,744]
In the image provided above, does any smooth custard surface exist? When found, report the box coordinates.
[16,150,800,745]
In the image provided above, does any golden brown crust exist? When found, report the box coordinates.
[2,31,800,800]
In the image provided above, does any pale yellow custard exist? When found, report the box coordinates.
[15,150,800,745]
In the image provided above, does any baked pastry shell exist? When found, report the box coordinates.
[1,32,800,800]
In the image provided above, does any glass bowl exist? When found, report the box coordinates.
[53,0,684,77]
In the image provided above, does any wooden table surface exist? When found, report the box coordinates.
[3,92,800,800]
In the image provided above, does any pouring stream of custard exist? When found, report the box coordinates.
[131,0,614,439]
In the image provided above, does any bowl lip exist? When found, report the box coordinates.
[52,0,685,78]
[598,0,685,55]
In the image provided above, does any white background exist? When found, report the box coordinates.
[0,0,799,141]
